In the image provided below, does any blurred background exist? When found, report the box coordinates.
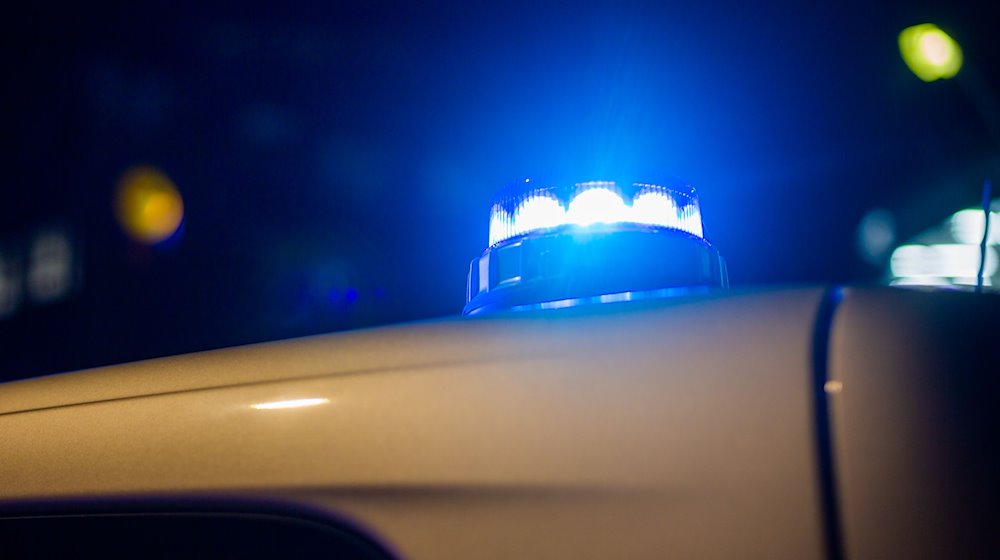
[2,1,997,380]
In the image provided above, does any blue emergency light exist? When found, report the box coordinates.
[464,179,728,315]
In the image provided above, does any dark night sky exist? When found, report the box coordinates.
[1,1,998,379]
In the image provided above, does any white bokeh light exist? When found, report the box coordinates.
[891,244,998,278]
[950,209,999,245]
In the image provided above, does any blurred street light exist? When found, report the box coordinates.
[115,165,185,245]
[898,23,963,82]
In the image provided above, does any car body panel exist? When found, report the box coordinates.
[829,288,1000,559]
[1,288,828,559]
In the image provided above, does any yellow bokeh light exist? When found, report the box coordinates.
[115,165,184,244]
[898,23,963,82]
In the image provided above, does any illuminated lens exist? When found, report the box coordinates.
[489,206,512,247]
[678,204,704,238]
[566,186,627,226]
[899,23,963,82]
[485,180,707,246]
[631,191,679,229]
[513,194,565,236]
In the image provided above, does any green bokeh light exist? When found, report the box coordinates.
[899,23,963,82]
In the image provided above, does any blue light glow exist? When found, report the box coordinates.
[467,178,725,316]
[513,194,565,236]
[489,206,512,247]
[679,204,704,238]
[567,186,627,226]
[632,190,679,229]
[485,181,706,247]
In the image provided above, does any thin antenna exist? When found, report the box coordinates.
[976,179,992,293]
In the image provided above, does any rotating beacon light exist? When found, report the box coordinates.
[464,179,728,315]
